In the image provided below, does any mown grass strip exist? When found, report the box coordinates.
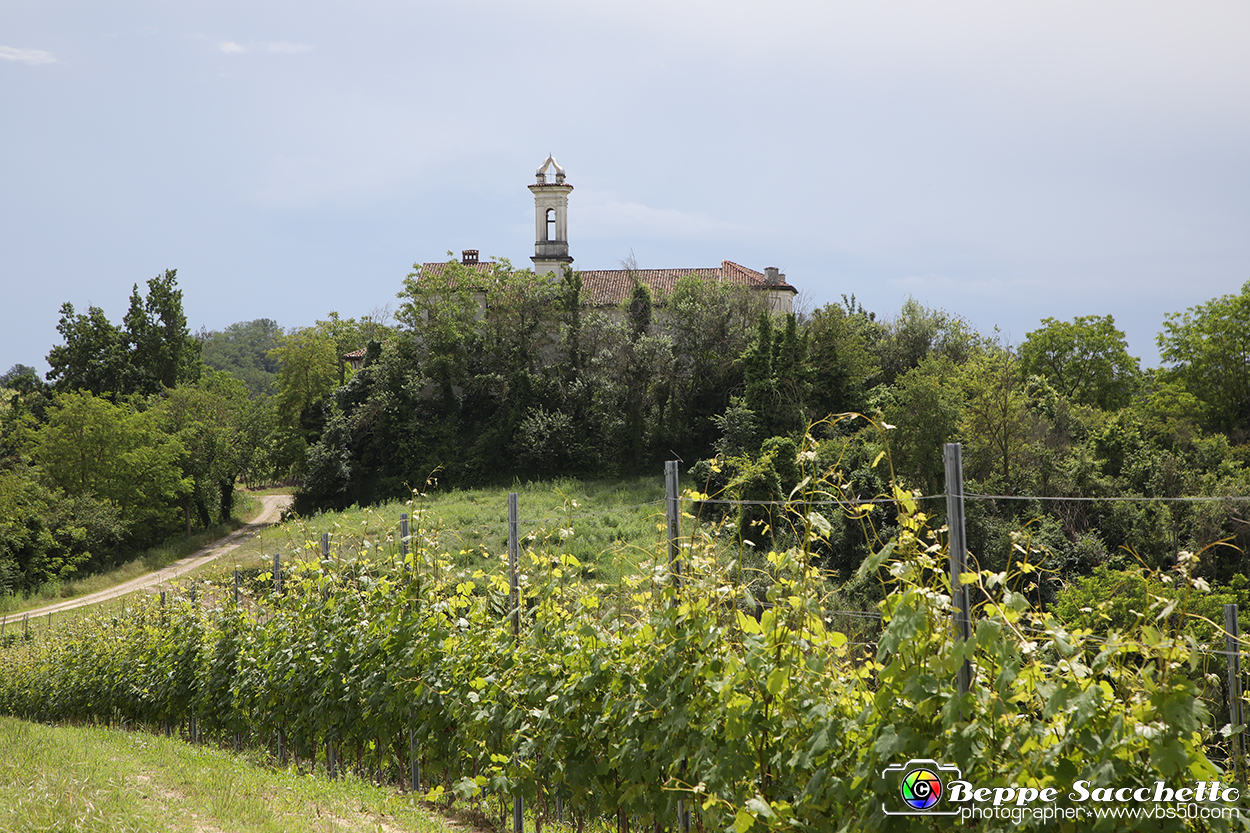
[0,717,456,833]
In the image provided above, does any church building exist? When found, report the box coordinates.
[416,156,798,315]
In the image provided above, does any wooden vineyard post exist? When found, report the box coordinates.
[666,461,681,591]
[400,513,410,571]
[273,553,283,595]
[322,529,336,782]
[232,566,241,753]
[1226,604,1245,786]
[410,722,421,794]
[943,443,973,702]
[508,492,524,833]
[509,493,520,638]
[665,461,691,833]
[401,510,418,797]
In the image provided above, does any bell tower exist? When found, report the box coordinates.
[529,155,573,277]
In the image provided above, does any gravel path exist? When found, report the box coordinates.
[18,494,293,619]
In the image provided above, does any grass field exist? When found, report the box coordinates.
[0,716,459,833]
[197,474,713,587]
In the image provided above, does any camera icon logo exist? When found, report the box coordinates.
[881,759,963,816]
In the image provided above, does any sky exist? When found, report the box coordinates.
[3,1,1249,376]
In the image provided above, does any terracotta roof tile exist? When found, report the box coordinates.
[576,260,796,306]
[414,259,795,306]
[417,261,496,288]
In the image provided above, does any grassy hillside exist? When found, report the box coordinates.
[0,716,456,833]
[204,474,701,587]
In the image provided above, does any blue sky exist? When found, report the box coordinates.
[3,1,1248,375]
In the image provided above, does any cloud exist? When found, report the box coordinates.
[0,46,57,65]
[216,40,312,55]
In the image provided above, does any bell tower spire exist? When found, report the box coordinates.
[529,155,573,277]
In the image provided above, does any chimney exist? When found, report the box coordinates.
[764,267,781,285]
[462,249,479,265]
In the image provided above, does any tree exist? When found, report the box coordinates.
[46,270,201,398]
[45,303,131,396]
[198,318,283,397]
[958,346,1030,490]
[318,309,397,383]
[878,355,963,495]
[804,301,876,417]
[396,256,493,406]
[583,315,673,472]
[123,270,201,394]
[740,312,811,439]
[772,313,811,435]
[0,466,125,593]
[662,275,769,458]
[267,326,338,475]
[0,365,39,388]
[627,280,653,340]
[1019,314,1141,411]
[872,297,979,386]
[742,312,775,422]
[34,391,190,547]
[1157,280,1250,436]
[157,371,260,528]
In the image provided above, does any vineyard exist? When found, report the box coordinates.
[0,464,1247,832]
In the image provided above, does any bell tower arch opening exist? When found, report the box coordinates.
[529,155,573,278]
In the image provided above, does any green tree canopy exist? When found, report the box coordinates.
[45,304,131,396]
[0,466,125,593]
[958,346,1030,490]
[157,370,263,527]
[804,300,876,417]
[0,365,40,388]
[1019,314,1141,411]
[198,318,283,396]
[46,270,201,398]
[267,326,338,475]
[1157,279,1250,436]
[34,391,190,547]
[123,270,201,394]
[872,297,979,386]
[878,355,962,495]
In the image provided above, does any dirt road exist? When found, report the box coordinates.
[19,494,293,619]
